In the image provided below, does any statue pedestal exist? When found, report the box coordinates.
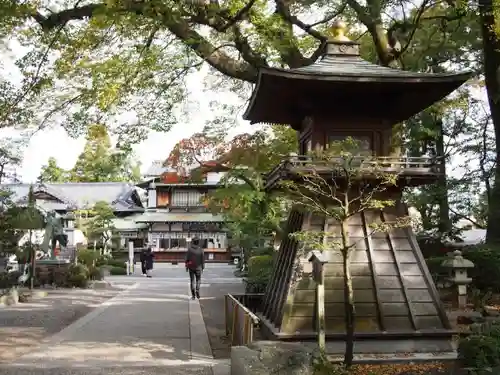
[35,259,71,287]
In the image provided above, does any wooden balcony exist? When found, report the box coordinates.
[265,155,443,190]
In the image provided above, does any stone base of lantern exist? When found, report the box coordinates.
[258,204,455,355]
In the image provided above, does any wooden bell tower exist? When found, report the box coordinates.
[243,21,471,355]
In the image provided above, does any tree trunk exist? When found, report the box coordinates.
[435,119,451,234]
[341,221,355,367]
[480,0,500,243]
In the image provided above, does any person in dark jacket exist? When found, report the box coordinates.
[144,248,155,278]
[139,249,147,276]
[185,237,205,300]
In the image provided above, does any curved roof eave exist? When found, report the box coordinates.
[258,66,473,83]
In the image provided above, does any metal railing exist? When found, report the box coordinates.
[224,294,261,346]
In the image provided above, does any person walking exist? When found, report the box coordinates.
[144,247,155,278]
[139,248,147,276]
[185,237,205,300]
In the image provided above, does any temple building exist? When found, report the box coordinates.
[134,162,231,263]
[2,182,146,253]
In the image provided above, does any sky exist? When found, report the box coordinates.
[4,64,256,183]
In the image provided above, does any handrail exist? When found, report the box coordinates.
[266,155,442,180]
[224,294,260,346]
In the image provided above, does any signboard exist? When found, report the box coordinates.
[150,231,226,240]
[119,231,139,238]
[208,253,214,260]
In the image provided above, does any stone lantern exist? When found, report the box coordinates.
[441,250,474,309]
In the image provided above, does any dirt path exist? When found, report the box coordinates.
[0,287,122,363]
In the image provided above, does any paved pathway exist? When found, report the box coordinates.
[0,264,237,375]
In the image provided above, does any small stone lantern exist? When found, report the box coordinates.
[441,250,474,309]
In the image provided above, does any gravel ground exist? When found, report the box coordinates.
[198,283,244,359]
[0,287,122,363]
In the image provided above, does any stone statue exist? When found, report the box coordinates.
[41,212,68,259]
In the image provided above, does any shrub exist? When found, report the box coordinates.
[77,249,100,268]
[107,259,127,268]
[88,266,103,281]
[463,245,500,292]
[95,254,112,267]
[244,255,273,293]
[0,271,21,291]
[66,264,89,288]
[458,334,500,371]
[425,256,448,284]
[109,266,127,275]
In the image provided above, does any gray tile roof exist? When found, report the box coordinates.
[144,160,174,178]
[1,182,144,212]
[135,211,224,223]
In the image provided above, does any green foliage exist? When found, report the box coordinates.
[166,125,297,255]
[106,259,127,268]
[37,125,141,183]
[109,266,127,275]
[0,271,21,291]
[95,254,112,267]
[76,201,116,246]
[244,255,273,293]
[66,263,89,288]
[463,245,500,292]
[425,256,448,284]
[458,334,500,373]
[88,266,104,281]
[77,249,100,268]
[37,157,68,183]
[312,352,349,375]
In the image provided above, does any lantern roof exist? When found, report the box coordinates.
[243,21,472,126]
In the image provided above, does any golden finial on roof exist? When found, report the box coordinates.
[329,20,351,42]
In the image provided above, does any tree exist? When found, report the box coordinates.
[37,157,68,183]
[0,0,478,143]
[37,124,141,183]
[0,138,25,183]
[76,201,115,253]
[70,124,141,182]
[280,138,410,367]
[166,124,297,255]
[11,185,45,289]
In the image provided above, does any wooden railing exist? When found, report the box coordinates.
[225,294,261,346]
[265,155,443,188]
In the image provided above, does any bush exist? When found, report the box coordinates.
[88,266,103,281]
[463,245,500,292]
[66,264,89,288]
[244,255,274,293]
[0,271,21,291]
[458,335,500,371]
[425,256,448,284]
[107,259,127,268]
[95,254,112,267]
[77,249,100,268]
[109,266,127,275]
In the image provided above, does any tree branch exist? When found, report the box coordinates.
[32,1,258,82]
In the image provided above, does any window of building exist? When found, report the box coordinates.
[159,238,169,249]
[169,238,187,249]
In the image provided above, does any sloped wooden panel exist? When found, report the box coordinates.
[262,204,451,339]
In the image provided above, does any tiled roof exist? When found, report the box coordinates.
[144,160,175,178]
[135,211,224,223]
[1,182,144,212]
